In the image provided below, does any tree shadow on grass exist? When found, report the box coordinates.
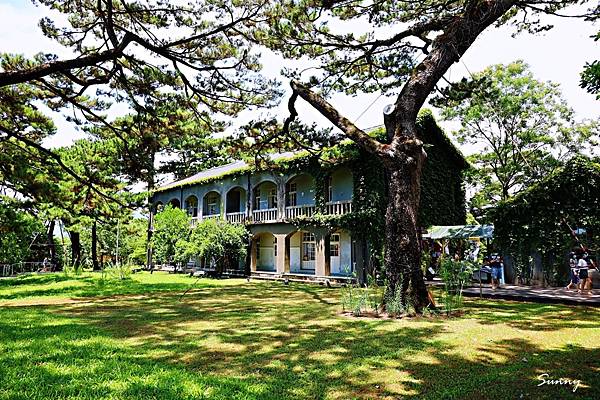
[463,299,600,332]
[1,282,598,399]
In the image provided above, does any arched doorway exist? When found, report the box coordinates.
[202,191,221,217]
[185,195,198,218]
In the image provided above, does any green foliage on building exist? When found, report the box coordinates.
[493,156,600,284]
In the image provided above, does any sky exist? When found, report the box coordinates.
[0,0,598,155]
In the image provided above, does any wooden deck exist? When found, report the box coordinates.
[461,284,600,306]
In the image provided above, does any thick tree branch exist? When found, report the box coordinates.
[290,80,387,156]
[0,127,130,209]
[392,0,516,131]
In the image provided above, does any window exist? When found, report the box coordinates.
[273,237,277,257]
[287,182,297,206]
[326,176,333,203]
[256,238,261,260]
[330,234,340,257]
[302,232,316,262]
[268,188,277,209]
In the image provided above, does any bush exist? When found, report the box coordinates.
[438,258,474,314]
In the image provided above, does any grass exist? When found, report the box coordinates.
[0,272,598,399]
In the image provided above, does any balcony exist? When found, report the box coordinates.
[186,200,353,226]
[225,212,246,223]
[325,200,352,215]
[285,204,316,219]
[252,208,278,223]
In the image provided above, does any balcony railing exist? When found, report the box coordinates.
[252,208,277,223]
[225,212,246,223]
[285,204,316,219]
[185,200,353,226]
[325,200,352,215]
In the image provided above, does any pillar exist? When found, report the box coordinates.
[250,237,258,272]
[276,179,286,221]
[274,234,290,274]
[315,232,330,277]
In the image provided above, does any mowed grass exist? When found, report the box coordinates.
[0,273,598,399]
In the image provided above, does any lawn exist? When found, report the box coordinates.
[0,272,598,399]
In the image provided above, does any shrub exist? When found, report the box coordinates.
[438,258,475,314]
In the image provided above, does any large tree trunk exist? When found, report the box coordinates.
[91,219,100,271]
[383,144,429,312]
[69,230,82,270]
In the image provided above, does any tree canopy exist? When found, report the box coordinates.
[433,61,594,209]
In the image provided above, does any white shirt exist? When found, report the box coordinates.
[578,259,588,269]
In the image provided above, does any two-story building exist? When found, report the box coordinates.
[150,111,468,282]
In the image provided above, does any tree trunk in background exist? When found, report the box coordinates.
[69,230,82,270]
[146,155,155,273]
[383,148,429,312]
[47,220,60,271]
[91,219,100,271]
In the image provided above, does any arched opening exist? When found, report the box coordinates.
[168,198,181,208]
[254,232,276,272]
[226,187,246,214]
[285,173,315,207]
[253,181,277,210]
[202,191,221,216]
[184,195,198,217]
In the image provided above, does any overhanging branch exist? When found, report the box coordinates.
[290,80,386,156]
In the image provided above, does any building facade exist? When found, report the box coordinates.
[151,113,468,282]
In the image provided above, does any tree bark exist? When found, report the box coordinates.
[46,220,60,271]
[69,230,82,270]
[383,138,429,312]
[92,220,100,271]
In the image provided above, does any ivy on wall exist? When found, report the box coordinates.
[492,156,600,285]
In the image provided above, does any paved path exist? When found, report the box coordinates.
[461,284,600,306]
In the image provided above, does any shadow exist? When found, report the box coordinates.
[0,279,598,399]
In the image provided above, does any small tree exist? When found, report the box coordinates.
[152,205,190,267]
[185,219,249,274]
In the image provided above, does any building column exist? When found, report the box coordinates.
[250,237,258,272]
[274,234,290,274]
[315,232,330,277]
[276,179,286,221]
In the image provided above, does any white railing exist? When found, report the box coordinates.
[225,212,246,223]
[285,204,316,219]
[203,214,221,220]
[301,261,316,271]
[252,208,278,223]
[325,200,352,215]
[190,217,200,228]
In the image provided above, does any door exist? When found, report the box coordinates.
[330,233,341,274]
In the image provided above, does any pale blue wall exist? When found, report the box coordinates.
[288,174,315,206]
[330,167,353,202]
[152,165,354,213]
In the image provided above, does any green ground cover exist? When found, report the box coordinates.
[0,272,598,399]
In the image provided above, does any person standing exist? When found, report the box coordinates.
[577,254,590,295]
[490,254,502,290]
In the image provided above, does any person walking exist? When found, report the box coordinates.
[566,253,579,291]
[577,254,591,295]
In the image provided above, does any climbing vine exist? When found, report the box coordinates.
[493,156,600,285]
